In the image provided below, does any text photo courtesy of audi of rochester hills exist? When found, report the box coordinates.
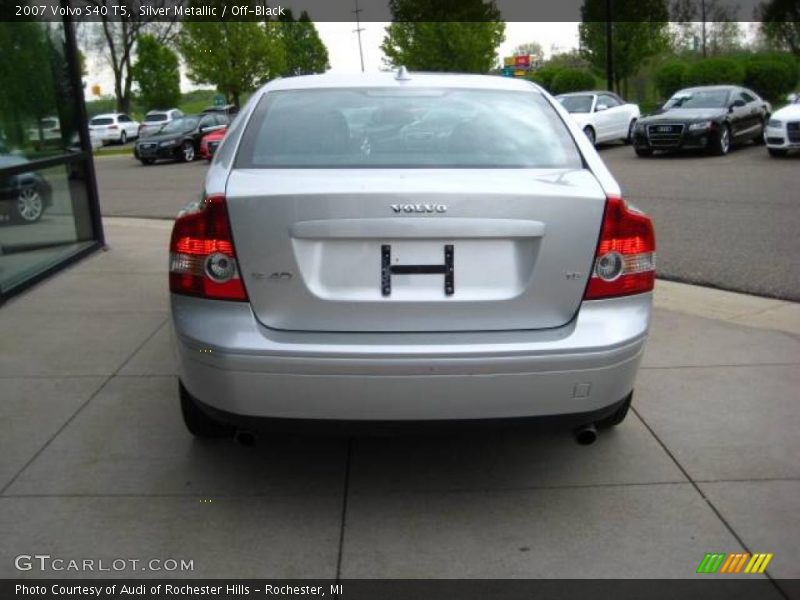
[0,1,799,599]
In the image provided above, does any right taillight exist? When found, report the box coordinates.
[169,195,248,301]
[584,195,656,300]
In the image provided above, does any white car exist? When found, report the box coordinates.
[27,117,61,145]
[88,113,140,145]
[138,108,184,138]
[556,91,641,146]
[764,95,800,157]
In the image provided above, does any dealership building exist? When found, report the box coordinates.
[0,15,103,302]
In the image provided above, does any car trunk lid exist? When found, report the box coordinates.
[226,168,606,332]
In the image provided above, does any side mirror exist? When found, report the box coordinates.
[595,103,608,112]
[731,99,746,109]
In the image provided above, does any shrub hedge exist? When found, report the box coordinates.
[549,69,597,95]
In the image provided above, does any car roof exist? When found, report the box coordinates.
[557,91,601,96]
[92,113,124,118]
[259,71,542,95]
[676,85,739,93]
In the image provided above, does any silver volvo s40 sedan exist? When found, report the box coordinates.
[170,70,655,444]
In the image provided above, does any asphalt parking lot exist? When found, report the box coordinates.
[94,143,800,300]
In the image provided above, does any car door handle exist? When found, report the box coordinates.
[291,218,546,239]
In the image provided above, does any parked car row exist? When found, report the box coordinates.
[559,85,796,159]
[134,111,229,165]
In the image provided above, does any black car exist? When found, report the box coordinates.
[632,85,770,157]
[201,104,239,117]
[0,155,53,224]
[133,114,229,165]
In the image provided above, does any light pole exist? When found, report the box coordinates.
[700,0,707,57]
[353,0,365,72]
[606,0,614,92]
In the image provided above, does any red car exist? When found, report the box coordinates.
[199,126,227,161]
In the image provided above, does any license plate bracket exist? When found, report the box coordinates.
[381,244,454,297]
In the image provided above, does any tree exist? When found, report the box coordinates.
[179,15,284,106]
[512,41,544,58]
[579,0,670,95]
[669,0,743,56]
[758,0,800,55]
[277,10,330,76]
[80,1,178,113]
[132,34,180,110]
[381,0,505,73]
[0,23,57,146]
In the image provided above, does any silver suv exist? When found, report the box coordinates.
[169,71,655,444]
[138,108,184,138]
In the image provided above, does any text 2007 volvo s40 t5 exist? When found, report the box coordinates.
[169,71,656,445]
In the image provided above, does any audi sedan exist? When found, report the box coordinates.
[764,95,800,157]
[170,71,655,444]
[632,85,769,156]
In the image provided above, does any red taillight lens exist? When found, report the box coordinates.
[169,195,248,301]
[584,195,656,300]
[108,124,118,129]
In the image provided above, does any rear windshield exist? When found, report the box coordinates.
[90,117,113,125]
[145,114,168,122]
[235,88,582,169]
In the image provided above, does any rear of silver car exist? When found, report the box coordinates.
[169,74,655,440]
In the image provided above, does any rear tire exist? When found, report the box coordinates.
[120,131,127,145]
[596,392,632,429]
[635,147,653,158]
[767,148,787,158]
[583,126,596,146]
[179,380,234,438]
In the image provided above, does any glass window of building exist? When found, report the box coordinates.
[0,17,103,301]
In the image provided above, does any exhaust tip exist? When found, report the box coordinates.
[574,424,598,446]
[234,430,256,447]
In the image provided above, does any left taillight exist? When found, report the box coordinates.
[584,194,656,300]
[169,195,248,301]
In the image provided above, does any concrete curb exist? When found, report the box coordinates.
[654,280,800,336]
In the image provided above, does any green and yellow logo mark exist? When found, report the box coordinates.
[696,552,773,574]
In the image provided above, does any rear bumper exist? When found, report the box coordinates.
[172,293,651,421]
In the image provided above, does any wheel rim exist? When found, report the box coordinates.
[628,120,636,141]
[121,131,126,144]
[720,128,730,153]
[17,187,43,221]
[584,127,595,145]
[183,143,194,161]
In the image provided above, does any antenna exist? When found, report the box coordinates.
[353,0,365,72]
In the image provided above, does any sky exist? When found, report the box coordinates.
[83,22,581,99]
